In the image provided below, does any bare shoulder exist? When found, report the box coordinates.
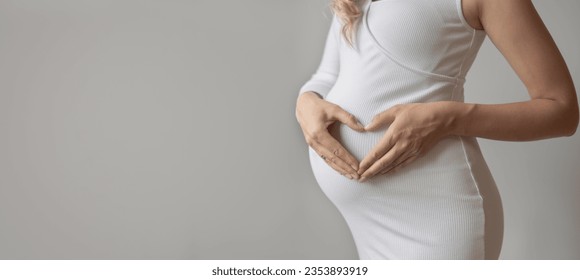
[463,0,544,31]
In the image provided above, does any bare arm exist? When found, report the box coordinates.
[450,0,578,140]
[357,0,578,181]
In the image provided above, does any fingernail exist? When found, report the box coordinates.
[359,176,367,183]
[346,174,353,180]
[350,164,358,171]
[351,173,360,180]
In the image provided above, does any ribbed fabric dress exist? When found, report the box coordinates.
[299,0,504,259]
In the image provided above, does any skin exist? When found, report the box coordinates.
[296,0,579,182]
[296,91,365,180]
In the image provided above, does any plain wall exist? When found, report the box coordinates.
[0,0,578,259]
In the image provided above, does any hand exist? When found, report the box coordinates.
[358,103,457,182]
[296,92,365,180]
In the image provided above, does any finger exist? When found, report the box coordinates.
[325,159,357,180]
[358,131,395,174]
[309,136,360,180]
[379,148,415,172]
[300,125,354,174]
[310,143,351,178]
[364,105,400,131]
[379,153,419,175]
[359,143,407,182]
[330,106,365,132]
[315,130,360,172]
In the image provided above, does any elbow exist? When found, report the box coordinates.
[551,86,579,137]
[562,100,579,137]
[564,120,578,137]
[565,107,579,136]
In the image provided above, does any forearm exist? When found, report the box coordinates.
[445,98,579,141]
[455,0,580,141]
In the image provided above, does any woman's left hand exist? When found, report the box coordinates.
[358,102,459,182]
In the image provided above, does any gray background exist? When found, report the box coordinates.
[0,0,578,259]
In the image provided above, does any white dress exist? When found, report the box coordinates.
[299,0,503,259]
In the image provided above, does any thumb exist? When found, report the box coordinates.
[332,106,365,132]
[365,106,399,131]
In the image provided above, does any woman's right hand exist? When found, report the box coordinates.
[295,91,365,180]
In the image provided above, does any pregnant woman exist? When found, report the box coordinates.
[295,0,578,259]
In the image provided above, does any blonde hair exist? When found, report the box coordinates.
[331,0,363,46]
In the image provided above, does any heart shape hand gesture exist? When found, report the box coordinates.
[297,92,454,182]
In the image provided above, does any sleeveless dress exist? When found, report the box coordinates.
[299,0,504,259]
